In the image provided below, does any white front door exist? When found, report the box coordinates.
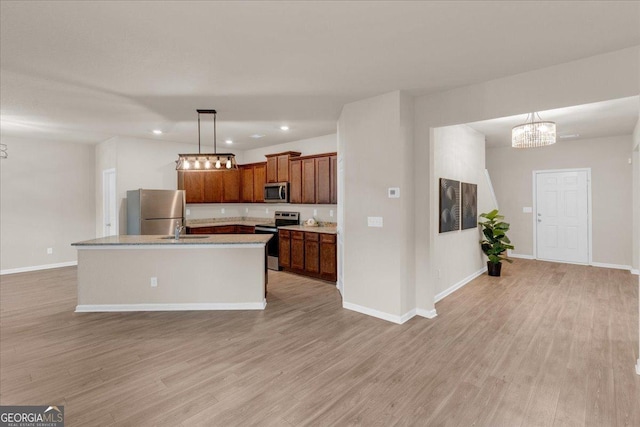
[535,170,589,264]
[103,169,117,237]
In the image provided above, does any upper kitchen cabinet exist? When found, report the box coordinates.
[289,153,337,205]
[178,170,239,203]
[265,151,301,183]
[239,162,267,203]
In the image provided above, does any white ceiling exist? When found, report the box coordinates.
[468,96,640,148]
[1,1,639,149]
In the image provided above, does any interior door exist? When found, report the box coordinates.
[103,169,117,237]
[535,170,589,264]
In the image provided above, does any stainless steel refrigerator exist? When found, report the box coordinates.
[126,189,185,235]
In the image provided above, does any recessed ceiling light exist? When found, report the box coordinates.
[250,134,265,139]
[280,125,289,131]
[152,129,163,135]
[225,139,233,144]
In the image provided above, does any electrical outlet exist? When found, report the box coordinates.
[221,208,225,214]
[313,209,317,216]
[150,277,158,287]
[367,217,383,227]
[266,208,269,214]
[186,208,191,216]
[330,210,334,217]
[245,208,249,214]
[437,269,442,279]
[46,247,53,255]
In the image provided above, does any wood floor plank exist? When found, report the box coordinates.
[1,262,638,426]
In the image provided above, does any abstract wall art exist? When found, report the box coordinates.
[461,182,478,230]
[439,178,460,233]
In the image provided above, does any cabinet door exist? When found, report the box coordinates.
[240,166,254,203]
[237,225,255,234]
[277,154,290,182]
[330,155,338,204]
[302,158,316,204]
[315,156,331,204]
[204,172,223,203]
[253,163,266,203]
[188,226,216,234]
[279,230,291,268]
[320,233,337,281]
[289,159,302,204]
[266,156,278,183]
[212,225,237,234]
[304,232,320,273]
[291,231,305,270]
[181,172,205,203]
[222,170,241,202]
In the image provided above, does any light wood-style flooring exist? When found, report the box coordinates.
[1,260,638,426]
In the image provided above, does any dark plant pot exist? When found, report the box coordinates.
[487,261,502,277]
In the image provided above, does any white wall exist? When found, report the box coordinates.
[487,135,633,267]
[338,91,415,321]
[413,46,639,315]
[433,125,493,298]
[0,136,95,273]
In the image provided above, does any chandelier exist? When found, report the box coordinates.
[176,109,237,170]
[511,112,556,148]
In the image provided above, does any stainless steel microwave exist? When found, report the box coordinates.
[264,182,289,203]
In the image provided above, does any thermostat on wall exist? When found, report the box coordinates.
[388,187,400,198]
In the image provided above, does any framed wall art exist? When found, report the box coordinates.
[461,182,477,230]
[439,178,460,233]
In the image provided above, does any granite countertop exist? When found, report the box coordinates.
[277,224,338,234]
[72,234,273,246]
[186,217,275,228]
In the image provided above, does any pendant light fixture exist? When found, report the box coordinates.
[175,109,237,170]
[511,112,557,148]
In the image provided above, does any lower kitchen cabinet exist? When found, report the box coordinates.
[278,229,337,282]
[187,225,255,234]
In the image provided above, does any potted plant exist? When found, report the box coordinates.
[479,209,514,277]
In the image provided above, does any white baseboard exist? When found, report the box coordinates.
[342,301,415,324]
[434,266,487,303]
[75,300,267,312]
[590,262,632,271]
[416,308,438,319]
[1,261,78,276]
[637,359,640,376]
[507,251,535,260]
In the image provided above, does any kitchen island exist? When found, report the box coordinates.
[72,234,272,312]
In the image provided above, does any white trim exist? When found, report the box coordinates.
[75,300,267,312]
[484,169,499,210]
[629,268,639,275]
[636,359,640,376]
[532,168,592,265]
[589,262,632,271]
[342,301,415,324]
[507,251,535,260]
[416,308,438,319]
[434,266,487,303]
[102,168,117,237]
[1,261,77,276]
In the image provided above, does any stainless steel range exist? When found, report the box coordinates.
[255,211,300,271]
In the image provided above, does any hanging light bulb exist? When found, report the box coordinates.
[184,159,190,169]
[226,157,232,169]
[215,157,221,169]
[194,158,201,169]
[205,157,211,169]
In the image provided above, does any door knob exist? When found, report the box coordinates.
[537,219,542,223]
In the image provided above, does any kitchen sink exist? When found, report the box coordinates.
[159,235,209,240]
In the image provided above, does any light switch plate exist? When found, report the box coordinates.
[367,216,383,227]
[523,207,533,213]
[388,187,400,198]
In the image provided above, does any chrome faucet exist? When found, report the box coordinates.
[174,221,184,240]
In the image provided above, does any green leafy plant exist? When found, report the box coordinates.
[479,209,514,264]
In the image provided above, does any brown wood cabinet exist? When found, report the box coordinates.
[179,170,237,203]
[286,153,337,205]
[279,229,291,268]
[181,172,205,203]
[240,165,254,202]
[290,231,305,270]
[330,155,337,204]
[302,158,316,204]
[265,151,301,183]
[239,163,267,203]
[279,229,337,282]
[315,156,331,204]
[187,224,255,234]
[289,159,302,204]
[253,164,266,203]
[222,169,240,202]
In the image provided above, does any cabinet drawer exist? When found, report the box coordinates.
[212,225,237,234]
[279,229,290,238]
[320,233,336,243]
[304,232,319,242]
[236,225,255,234]
[291,231,305,240]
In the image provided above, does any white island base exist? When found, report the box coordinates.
[73,235,270,312]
